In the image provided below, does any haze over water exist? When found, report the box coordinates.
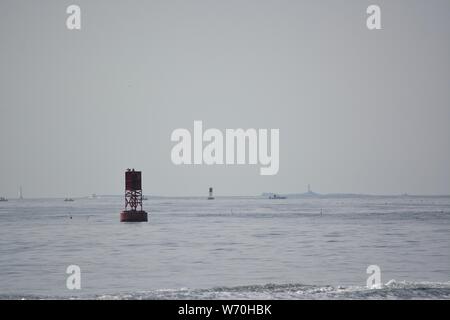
[1,195,449,299]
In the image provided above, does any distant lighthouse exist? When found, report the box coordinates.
[208,187,215,200]
[18,186,23,200]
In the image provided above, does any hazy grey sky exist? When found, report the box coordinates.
[1,0,449,197]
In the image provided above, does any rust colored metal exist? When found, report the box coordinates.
[121,169,148,222]
[125,170,142,191]
[120,210,148,222]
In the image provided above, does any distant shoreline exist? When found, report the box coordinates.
[2,194,450,201]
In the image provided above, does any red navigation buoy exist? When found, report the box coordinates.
[120,169,148,222]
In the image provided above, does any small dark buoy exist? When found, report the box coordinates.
[208,187,215,200]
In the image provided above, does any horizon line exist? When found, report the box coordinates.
[2,192,450,200]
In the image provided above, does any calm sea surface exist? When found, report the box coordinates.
[0,196,449,299]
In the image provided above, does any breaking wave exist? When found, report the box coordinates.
[96,281,450,300]
[3,281,450,300]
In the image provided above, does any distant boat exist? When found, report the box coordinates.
[142,196,148,201]
[64,198,74,202]
[90,193,98,199]
[0,197,8,202]
[269,194,287,199]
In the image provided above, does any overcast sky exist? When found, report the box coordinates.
[1,0,449,197]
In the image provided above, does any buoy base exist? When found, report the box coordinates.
[120,210,148,222]
[208,197,215,200]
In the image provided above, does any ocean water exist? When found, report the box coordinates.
[0,196,449,300]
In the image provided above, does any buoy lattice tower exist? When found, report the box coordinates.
[120,169,148,222]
